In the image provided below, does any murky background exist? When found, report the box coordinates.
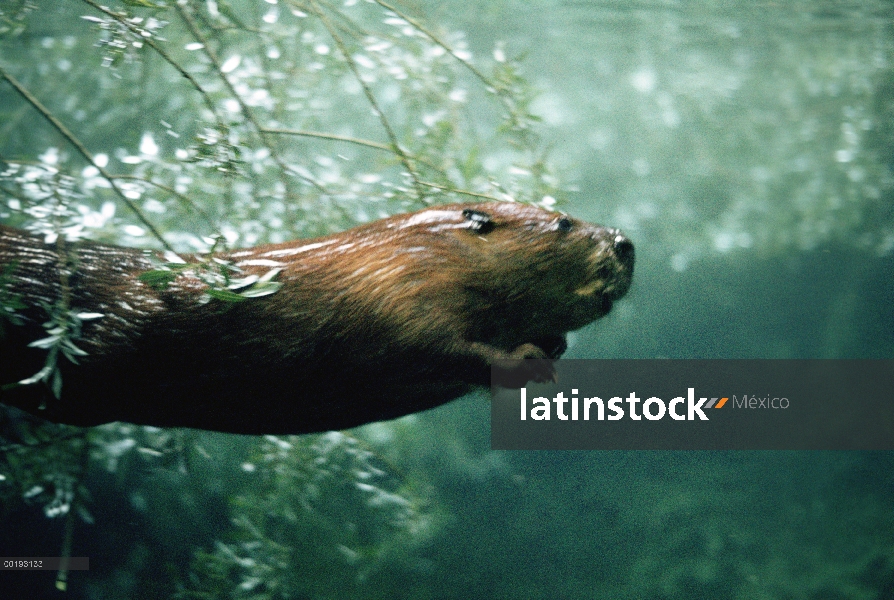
[1,1,892,598]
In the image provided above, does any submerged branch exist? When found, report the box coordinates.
[174,2,326,202]
[0,65,176,254]
[308,0,424,199]
[78,0,221,123]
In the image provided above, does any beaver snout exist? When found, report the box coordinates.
[607,231,635,300]
[574,227,634,314]
[612,235,635,271]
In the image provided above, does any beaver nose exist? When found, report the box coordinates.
[612,235,635,267]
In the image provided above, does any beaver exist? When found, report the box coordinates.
[0,202,633,435]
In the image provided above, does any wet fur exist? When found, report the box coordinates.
[0,202,633,434]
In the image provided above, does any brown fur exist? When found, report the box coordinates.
[0,202,633,434]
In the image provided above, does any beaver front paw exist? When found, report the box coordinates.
[468,341,559,388]
[494,343,558,388]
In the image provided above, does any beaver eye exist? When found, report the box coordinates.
[461,208,495,234]
[557,217,573,232]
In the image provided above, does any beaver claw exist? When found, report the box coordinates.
[469,341,559,388]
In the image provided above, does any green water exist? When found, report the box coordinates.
[0,1,892,598]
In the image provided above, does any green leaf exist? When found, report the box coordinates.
[206,288,247,303]
[238,281,282,298]
[139,270,178,290]
[28,335,60,349]
[61,339,88,359]
[120,0,164,7]
[19,365,53,386]
[227,275,259,290]
[75,312,104,320]
[257,268,283,283]
[51,369,62,399]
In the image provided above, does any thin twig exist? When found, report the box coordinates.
[78,0,221,123]
[372,0,531,134]
[55,432,89,592]
[0,65,176,253]
[262,127,393,152]
[108,174,217,230]
[174,2,326,201]
[260,127,447,175]
[417,180,504,202]
[372,0,491,88]
[308,0,424,198]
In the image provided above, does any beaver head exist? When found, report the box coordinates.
[257,202,633,358]
[417,202,634,348]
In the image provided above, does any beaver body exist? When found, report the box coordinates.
[0,202,633,434]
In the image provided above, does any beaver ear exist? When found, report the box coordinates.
[461,208,495,234]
